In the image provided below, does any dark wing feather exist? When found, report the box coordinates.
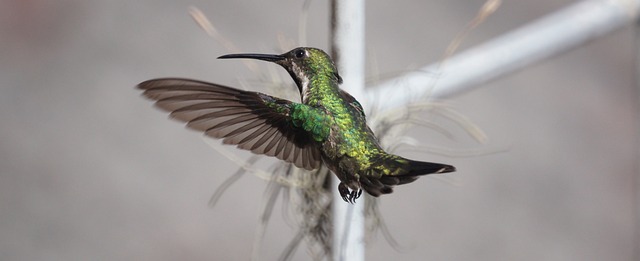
[138,78,322,170]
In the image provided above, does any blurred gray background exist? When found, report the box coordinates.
[0,0,637,260]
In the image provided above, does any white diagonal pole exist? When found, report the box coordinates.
[369,0,640,110]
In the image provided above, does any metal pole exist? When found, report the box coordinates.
[369,0,640,110]
[330,0,366,260]
[634,12,640,261]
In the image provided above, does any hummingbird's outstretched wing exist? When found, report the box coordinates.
[138,78,322,170]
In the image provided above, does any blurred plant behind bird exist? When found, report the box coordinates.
[188,1,498,260]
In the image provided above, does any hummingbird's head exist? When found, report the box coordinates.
[218,47,342,95]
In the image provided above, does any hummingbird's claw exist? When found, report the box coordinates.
[348,189,362,203]
[338,182,350,202]
[338,182,362,203]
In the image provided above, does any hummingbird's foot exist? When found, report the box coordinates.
[338,182,362,203]
[338,183,350,202]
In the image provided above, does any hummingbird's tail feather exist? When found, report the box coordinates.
[402,159,456,177]
[361,156,455,197]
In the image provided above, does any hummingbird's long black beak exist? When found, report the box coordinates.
[217,53,284,62]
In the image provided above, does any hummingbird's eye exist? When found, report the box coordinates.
[294,49,306,58]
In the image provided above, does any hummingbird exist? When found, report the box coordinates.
[138,47,455,203]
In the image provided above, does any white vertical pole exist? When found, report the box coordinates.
[635,17,640,261]
[330,0,366,261]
